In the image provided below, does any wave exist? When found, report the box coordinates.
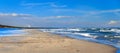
[100,29,120,33]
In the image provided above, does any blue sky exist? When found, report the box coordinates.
[0,0,120,27]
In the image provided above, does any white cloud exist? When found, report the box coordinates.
[0,13,32,17]
[42,16,76,19]
[82,9,120,18]
[100,9,120,13]
[55,16,74,18]
[89,9,120,15]
[21,2,67,8]
[108,20,119,25]
[21,2,52,6]
[50,3,67,8]
[49,9,120,18]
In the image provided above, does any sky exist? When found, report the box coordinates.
[0,0,120,27]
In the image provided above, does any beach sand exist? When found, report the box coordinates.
[0,29,116,53]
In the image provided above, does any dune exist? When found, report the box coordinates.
[0,29,116,53]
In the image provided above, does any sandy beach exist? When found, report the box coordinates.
[0,29,116,53]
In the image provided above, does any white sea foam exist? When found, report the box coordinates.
[66,28,81,31]
[99,29,111,32]
[40,28,87,33]
[73,33,98,38]
[100,29,120,33]
[110,29,120,33]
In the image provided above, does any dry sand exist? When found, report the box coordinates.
[0,29,116,53]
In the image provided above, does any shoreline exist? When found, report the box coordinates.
[0,29,117,53]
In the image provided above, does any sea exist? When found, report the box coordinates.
[0,28,120,53]
[0,28,25,36]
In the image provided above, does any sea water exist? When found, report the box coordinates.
[0,28,25,36]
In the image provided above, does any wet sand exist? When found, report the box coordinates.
[0,29,116,53]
